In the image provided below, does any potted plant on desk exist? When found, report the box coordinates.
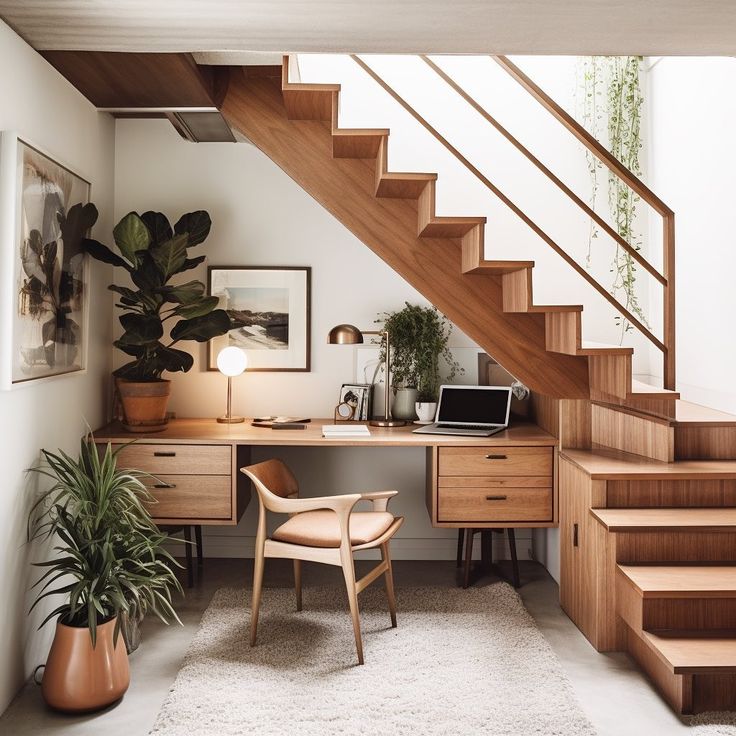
[84,209,232,432]
[377,303,462,422]
[28,438,182,712]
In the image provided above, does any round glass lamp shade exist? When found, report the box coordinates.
[327,324,364,345]
[216,346,248,377]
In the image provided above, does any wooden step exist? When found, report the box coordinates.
[619,565,736,599]
[674,401,736,461]
[281,54,339,121]
[332,128,388,158]
[577,341,634,356]
[562,446,736,480]
[592,507,736,532]
[376,172,437,198]
[463,260,535,275]
[625,623,736,713]
[416,179,486,238]
[617,565,736,633]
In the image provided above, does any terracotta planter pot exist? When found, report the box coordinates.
[42,617,130,713]
[116,378,171,433]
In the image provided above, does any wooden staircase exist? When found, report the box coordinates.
[219,58,677,408]
[216,57,736,714]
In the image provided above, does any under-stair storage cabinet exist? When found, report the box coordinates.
[426,443,557,529]
[558,456,618,651]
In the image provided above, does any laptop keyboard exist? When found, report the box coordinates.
[436,423,492,430]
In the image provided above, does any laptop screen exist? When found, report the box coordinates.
[436,386,512,426]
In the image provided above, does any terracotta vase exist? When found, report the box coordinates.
[116,378,171,433]
[41,617,130,713]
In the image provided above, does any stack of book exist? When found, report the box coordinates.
[322,424,371,438]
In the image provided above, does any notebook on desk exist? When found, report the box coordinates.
[412,385,512,437]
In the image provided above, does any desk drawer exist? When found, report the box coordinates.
[438,446,552,477]
[438,486,553,523]
[141,475,232,520]
[112,443,231,476]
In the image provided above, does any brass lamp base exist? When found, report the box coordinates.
[369,419,407,428]
[217,415,245,424]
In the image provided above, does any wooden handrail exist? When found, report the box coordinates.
[350,54,665,355]
[420,55,666,287]
[492,55,676,390]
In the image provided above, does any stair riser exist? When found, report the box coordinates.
[607,479,736,508]
[617,574,736,632]
[592,404,673,462]
[675,426,736,461]
[545,311,580,354]
[588,354,631,402]
[617,532,736,564]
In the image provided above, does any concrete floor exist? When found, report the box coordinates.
[0,558,724,735]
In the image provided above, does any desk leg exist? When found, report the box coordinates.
[480,531,493,569]
[183,525,194,589]
[194,525,203,567]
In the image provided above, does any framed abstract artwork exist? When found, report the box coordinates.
[207,266,311,372]
[0,133,92,388]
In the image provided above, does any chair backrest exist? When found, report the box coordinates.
[241,459,299,512]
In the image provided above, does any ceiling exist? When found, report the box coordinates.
[1,0,736,56]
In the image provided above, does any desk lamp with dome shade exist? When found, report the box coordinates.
[216,346,247,424]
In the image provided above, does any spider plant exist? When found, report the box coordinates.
[28,437,182,646]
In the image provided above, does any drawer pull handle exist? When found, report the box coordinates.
[153,482,177,489]
[573,523,579,547]
[485,454,507,460]
[154,451,176,457]
[485,495,508,501]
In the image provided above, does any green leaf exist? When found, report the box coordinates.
[83,238,131,270]
[118,313,163,345]
[113,212,151,264]
[179,255,206,273]
[174,211,211,247]
[170,309,231,342]
[156,345,194,373]
[150,233,188,280]
[157,280,205,305]
[173,296,219,319]
[140,211,172,247]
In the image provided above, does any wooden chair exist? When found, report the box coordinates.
[241,459,404,665]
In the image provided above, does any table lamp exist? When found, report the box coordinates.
[216,346,247,424]
[327,324,406,427]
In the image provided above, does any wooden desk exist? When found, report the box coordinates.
[93,419,558,529]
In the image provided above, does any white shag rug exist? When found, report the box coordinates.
[150,583,597,736]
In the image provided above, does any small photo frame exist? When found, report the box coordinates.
[339,383,373,421]
[208,266,311,372]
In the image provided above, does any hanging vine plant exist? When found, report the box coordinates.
[576,56,649,341]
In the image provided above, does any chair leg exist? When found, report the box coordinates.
[194,525,203,567]
[339,546,364,665]
[380,541,397,628]
[456,529,465,567]
[293,559,302,612]
[463,527,475,589]
[507,528,521,589]
[250,540,265,647]
[183,525,194,589]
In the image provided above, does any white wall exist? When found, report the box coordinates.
[649,57,736,412]
[0,21,115,713]
[114,118,530,563]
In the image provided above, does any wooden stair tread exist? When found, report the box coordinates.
[618,565,736,597]
[464,260,534,275]
[527,304,583,313]
[641,629,736,674]
[420,216,486,238]
[577,341,634,356]
[592,507,736,532]
[333,127,389,137]
[376,172,438,198]
[563,447,736,479]
[629,379,681,401]
[674,400,736,427]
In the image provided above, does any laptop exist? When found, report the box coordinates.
[412,385,512,437]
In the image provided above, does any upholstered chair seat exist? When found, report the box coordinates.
[272,510,395,548]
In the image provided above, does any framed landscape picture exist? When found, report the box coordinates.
[208,266,311,372]
[0,133,91,388]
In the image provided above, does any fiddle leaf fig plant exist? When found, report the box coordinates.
[84,209,231,381]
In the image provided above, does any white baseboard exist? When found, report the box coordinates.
[167,535,534,562]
